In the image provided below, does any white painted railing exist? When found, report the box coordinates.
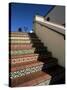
[33,15,65,67]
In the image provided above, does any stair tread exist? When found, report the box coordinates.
[11,71,51,87]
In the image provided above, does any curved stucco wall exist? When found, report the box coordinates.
[33,16,65,67]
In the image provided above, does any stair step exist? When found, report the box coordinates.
[10,35,38,38]
[10,61,44,79]
[11,32,35,35]
[11,43,33,50]
[11,48,35,55]
[11,47,48,55]
[10,52,56,65]
[11,45,47,51]
[10,39,41,44]
[11,51,52,59]
[43,65,65,84]
[11,43,45,50]
[10,71,51,87]
[10,53,52,65]
[11,53,39,59]
[10,37,39,40]
[10,38,40,42]
[10,32,37,37]
[10,59,57,79]
[10,54,39,64]
[10,41,41,44]
[11,61,44,72]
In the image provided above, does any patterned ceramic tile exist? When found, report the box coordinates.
[11,48,35,55]
[10,64,43,79]
[11,55,38,64]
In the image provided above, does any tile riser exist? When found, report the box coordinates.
[10,55,39,64]
[11,44,32,50]
[10,64,43,79]
[11,49,35,55]
[11,54,39,59]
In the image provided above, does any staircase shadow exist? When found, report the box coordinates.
[28,33,65,85]
[42,65,65,85]
[28,32,52,60]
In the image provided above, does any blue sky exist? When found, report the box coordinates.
[10,3,53,32]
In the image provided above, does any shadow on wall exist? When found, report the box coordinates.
[28,32,65,85]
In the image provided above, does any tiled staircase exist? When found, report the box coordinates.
[9,32,65,87]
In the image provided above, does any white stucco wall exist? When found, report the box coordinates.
[34,15,65,67]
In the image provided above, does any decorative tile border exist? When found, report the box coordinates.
[11,48,35,55]
[11,53,39,59]
[10,64,43,79]
[11,55,39,64]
